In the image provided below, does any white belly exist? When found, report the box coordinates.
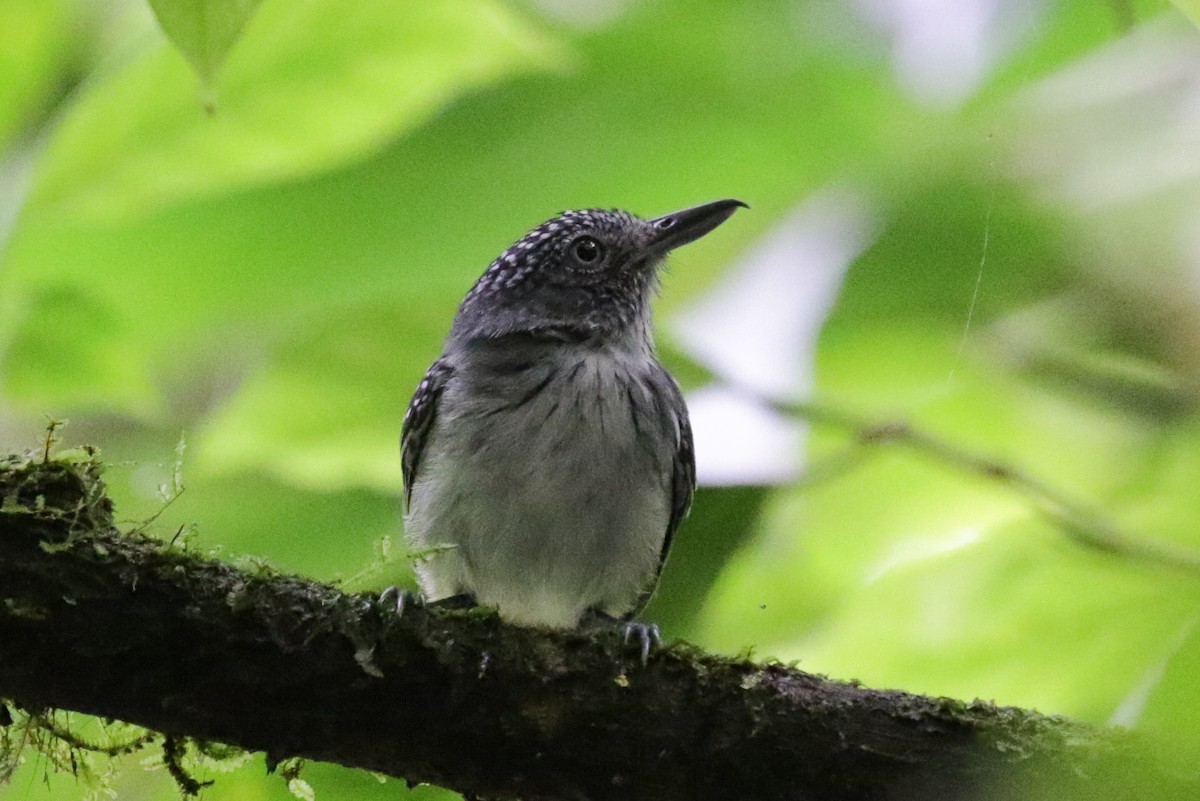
[405,346,672,628]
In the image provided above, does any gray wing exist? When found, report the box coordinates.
[401,357,454,510]
[661,378,696,575]
[634,369,696,614]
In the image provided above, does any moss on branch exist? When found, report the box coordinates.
[0,453,1191,800]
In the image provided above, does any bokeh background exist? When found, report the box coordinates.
[3,0,1200,797]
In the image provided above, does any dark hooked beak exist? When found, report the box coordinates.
[647,198,748,254]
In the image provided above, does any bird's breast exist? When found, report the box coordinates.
[449,343,670,480]
[406,342,673,626]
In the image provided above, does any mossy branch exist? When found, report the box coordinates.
[0,454,1191,800]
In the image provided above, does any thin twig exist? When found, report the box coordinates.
[765,394,1200,577]
[41,417,67,464]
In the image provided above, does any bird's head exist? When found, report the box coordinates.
[450,199,746,348]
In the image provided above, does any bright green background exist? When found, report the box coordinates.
[3,0,1200,797]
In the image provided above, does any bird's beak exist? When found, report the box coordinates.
[647,198,748,254]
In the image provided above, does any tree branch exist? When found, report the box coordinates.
[771,396,1200,577]
[0,454,1190,800]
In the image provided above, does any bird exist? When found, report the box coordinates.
[396,199,746,658]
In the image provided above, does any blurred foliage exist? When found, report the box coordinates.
[3,0,1200,798]
[1173,0,1200,24]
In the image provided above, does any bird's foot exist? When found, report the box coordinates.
[584,610,663,666]
[377,586,420,616]
[622,621,662,667]
[376,589,479,617]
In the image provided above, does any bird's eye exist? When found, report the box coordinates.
[572,236,603,264]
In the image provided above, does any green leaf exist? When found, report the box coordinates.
[146,0,263,86]
[0,0,883,432]
[23,0,566,222]
[0,0,566,417]
[0,0,1156,486]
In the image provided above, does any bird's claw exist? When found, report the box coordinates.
[378,586,418,616]
[622,621,662,666]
